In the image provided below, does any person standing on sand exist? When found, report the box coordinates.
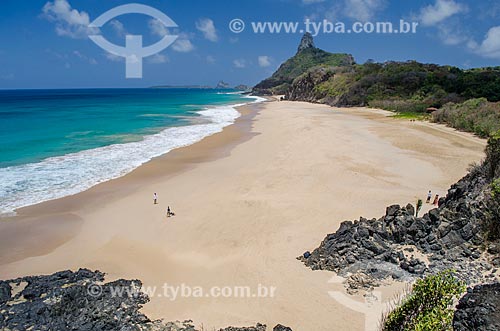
[167,206,171,217]
[432,194,439,206]
[426,190,432,203]
[153,193,158,205]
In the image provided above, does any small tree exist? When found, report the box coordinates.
[416,199,423,217]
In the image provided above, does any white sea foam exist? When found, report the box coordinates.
[0,95,265,215]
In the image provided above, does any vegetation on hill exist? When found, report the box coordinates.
[253,33,354,95]
[255,33,500,137]
[382,270,465,331]
[485,131,500,240]
[432,98,500,138]
[285,61,500,111]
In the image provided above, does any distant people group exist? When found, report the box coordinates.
[152,193,175,218]
[426,190,440,206]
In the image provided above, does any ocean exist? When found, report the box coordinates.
[0,88,264,215]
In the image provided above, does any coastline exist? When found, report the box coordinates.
[0,98,268,265]
[0,92,263,216]
[0,100,486,330]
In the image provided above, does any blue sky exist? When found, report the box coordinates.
[0,0,499,89]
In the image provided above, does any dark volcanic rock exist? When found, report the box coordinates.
[300,156,499,287]
[297,32,315,53]
[221,324,266,331]
[0,269,152,331]
[0,269,291,331]
[453,283,500,331]
[0,281,11,304]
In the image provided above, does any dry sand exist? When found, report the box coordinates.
[0,100,486,330]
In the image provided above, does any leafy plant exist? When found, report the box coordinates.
[432,99,500,138]
[381,270,465,331]
[416,199,423,217]
[492,179,500,198]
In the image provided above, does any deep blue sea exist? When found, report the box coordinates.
[0,88,263,215]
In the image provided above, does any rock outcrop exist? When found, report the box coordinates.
[234,84,250,91]
[301,134,500,288]
[285,66,361,106]
[216,80,230,89]
[0,269,291,331]
[453,282,500,331]
[253,33,354,95]
[297,32,315,53]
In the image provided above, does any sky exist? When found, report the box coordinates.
[0,0,499,89]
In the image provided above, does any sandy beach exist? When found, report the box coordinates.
[0,100,486,330]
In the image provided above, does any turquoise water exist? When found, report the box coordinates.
[0,88,262,214]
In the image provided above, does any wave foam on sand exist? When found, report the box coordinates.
[0,96,266,216]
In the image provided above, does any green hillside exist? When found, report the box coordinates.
[253,33,354,95]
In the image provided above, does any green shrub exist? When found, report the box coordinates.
[369,99,428,113]
[492,179,500,198]
[382,270,465,331]
[487,178,500,240]
[432,99,500,138]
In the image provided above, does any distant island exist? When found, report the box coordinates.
[150,81,250,91]
[150,85,213,89]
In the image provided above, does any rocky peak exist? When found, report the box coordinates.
[297,32,315,53]
[216,80,230,89]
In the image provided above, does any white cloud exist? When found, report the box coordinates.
[105,53,123,62]
[233,59,246,68]
[147,54,169,64]
[149,19,194,53]
[110,19,125,37]
[258,56,271,67]
[45,48,68,60]
[73,50,97,64]
[42,0,97,39]
[418,0,467,26]
[148,18,168,37]
[343,0,385,22]
[206,55,216,64]
[172,37,195,52]
[436,23,470,46]
[472,26,500,59]
[195,18,218,42]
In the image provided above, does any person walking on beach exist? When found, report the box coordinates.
[432,194,439,206]
[426,190,432,203]
[153,193,158,205]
